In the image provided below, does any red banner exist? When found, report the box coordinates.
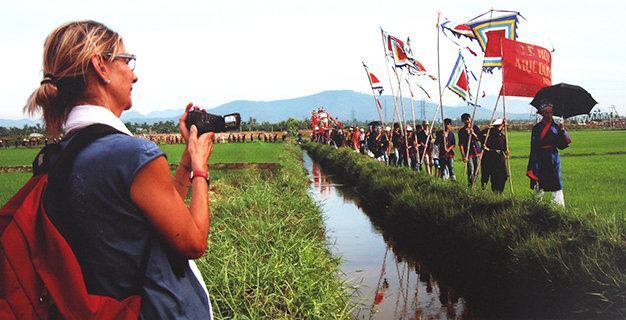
[501,38,552,97]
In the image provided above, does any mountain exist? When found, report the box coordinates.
[2,90,535,126]
[206,90,533,123]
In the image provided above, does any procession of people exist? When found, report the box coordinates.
[309,104,571,206]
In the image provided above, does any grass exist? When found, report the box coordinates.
[0,172,32,206]
[196,144,353,318]
[304,142,626,318]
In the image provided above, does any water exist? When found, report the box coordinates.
[303,152,470,320]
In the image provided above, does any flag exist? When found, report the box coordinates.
[380,28,393,58]
[469,14,519,70]
[388,35,410,67]
[441,20,475,39]
[407,58,427,75]
[363,62,384,109]
[501,38,552,97]
[446,52,470,101]
[369,72,384,95]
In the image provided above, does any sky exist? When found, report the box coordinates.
[1,0,625,119]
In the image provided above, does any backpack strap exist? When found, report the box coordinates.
[33,124,124,176]
[43,124,124,228]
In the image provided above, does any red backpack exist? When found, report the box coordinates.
[0,125,141,319]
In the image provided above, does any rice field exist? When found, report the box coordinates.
[452,129,626,219]
[0,141,285,205]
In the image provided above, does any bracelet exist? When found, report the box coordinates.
[189,170,209,183]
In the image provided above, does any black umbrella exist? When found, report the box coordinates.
[367,120,382,127]
[530,83,598,118]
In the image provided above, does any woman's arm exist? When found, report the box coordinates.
[131,103,215,259]
[130,154,210,259]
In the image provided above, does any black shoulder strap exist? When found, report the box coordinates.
[33,124,123,176]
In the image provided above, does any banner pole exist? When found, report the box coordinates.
[436,12,447,161]
[500,42,514,195]
[363,62,387,131]
[394,68,411,166]
[464,10,493,185]
[409,80,418,168]
[472,91,501,185]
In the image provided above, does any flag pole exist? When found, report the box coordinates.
[500,42,514,195]
[409,81,418,169]
[419,95,442,171]
[464,10,493,185]
[436,12,447,161]
[472,91,501,185]
[394,67,411,165]
[407,79,418,137]
[381,28,401,131]
[362,62,387,131]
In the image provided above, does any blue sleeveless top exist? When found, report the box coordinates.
[44,133,211,319]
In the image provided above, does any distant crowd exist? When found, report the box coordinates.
[142,131,290,144]
[0,131,290,148]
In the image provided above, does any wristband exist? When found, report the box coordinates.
[190,170,209,183]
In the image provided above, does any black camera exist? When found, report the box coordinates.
[185,110,241,134]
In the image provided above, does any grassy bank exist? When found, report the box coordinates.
[197,144,353,318]
[304,142,625,318]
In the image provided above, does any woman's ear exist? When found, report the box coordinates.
[90,54,110,84]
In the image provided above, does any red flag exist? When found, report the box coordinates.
[501,38,552,97]
[369,72,382,90]
[484,30,506,60]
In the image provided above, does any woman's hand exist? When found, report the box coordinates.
[187,125,214,172]
[179,102,194,143]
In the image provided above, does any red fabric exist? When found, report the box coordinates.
[501,38,552,97]
[369,72,381,85]
[0,175,141,320]
[539,119,553,140]
[484,29,506,59]
[456,68,469,92]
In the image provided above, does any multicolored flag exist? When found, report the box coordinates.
[468,14,519,70]
[446,52,470,101]
[408,58,427,75]
[369,71,384,95]
[363,62,384,109]
[441,20,475,39]
[388,36,410,68]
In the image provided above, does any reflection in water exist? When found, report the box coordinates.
[305,153,471,320]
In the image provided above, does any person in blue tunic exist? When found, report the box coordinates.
[527,100,572,206]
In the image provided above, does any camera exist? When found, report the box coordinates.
[185,110,241,134]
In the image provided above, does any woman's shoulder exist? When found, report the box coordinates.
[83,134,164,164]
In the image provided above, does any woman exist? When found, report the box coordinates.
[25,21,214,318]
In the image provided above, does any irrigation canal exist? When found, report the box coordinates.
[303,152,470,320]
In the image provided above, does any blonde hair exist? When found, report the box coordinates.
[24,20,124,136]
